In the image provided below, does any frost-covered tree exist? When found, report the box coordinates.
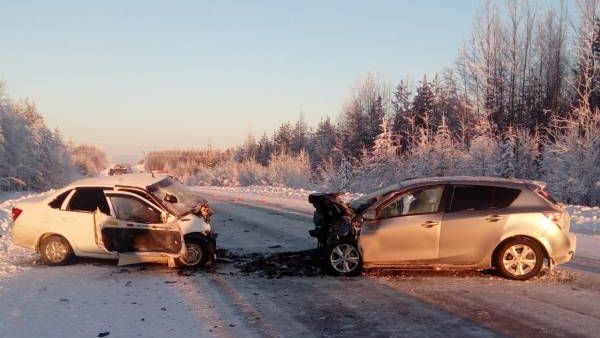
[290,114,309,155]
[70,145,109,177]
[326,156,354,192]
[464,116,499,176]
[431,116,460,176]
[391,80,412,142]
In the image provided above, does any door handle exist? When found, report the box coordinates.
[421,221,439,228]
[485,215,505,222]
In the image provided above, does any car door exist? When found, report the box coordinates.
[96,192,183,255]
[438,185,519,265]
[60,188,111,254]
[359,185,447,265]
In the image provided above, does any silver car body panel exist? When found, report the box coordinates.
[354,176,576,270]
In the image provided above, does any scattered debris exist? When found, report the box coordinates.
[97,332,110,337]
[237,249,322,278]
[164,280,177,284]
[124,281,132,287]
[268,245,282,249]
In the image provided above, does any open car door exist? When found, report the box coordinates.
[94,192,183,264]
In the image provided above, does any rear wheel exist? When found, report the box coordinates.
[495,237,544,280]
[175,238,208,268]
[39,235,74,266]
[324,242,362,276]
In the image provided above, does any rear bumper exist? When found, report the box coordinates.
[553,233,576,265]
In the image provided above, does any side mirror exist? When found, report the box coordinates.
[362,209,377,221]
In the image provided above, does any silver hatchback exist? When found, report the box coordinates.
[308,176,576,280]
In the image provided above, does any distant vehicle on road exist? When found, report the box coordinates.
[309,176,576,280]
[11,174,216,268]
[109,165,130,176]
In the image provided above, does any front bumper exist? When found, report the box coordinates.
[553,233,576,265]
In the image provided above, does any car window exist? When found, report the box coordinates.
[49,190,71,209]
[109,195,162,224]
[379,186,444,219]
[450,186,520,212]
[68,188,110,214]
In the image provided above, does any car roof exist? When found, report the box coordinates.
[400,176,545,189]
[65,173,168,190]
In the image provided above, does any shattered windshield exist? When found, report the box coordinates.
[348,183,401,212]
[147,177,205,217]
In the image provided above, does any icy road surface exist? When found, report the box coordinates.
[1,188,600,337]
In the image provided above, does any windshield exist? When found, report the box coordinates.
[349,183,401,212]
[147,177,205,217]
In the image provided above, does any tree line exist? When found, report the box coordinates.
[0,84,109,191]
[148,0,600,206]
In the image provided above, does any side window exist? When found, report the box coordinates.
[49,190,71,209]
[450,186,520,212]
[68,188,110,214]
[379,186,444,219]
[109,195,162,224]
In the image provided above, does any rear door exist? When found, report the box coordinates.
[96,192,183,255]
[61,188,111,254]
[359,185,447,265]
[439,185,520,264]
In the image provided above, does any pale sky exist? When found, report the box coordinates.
[2,0,486,162]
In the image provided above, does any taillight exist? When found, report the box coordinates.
[543,211,563,229]
[11,208,23,221]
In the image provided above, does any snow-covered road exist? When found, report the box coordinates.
[1,188,600,337]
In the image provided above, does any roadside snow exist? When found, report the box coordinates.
[568,205,600,234]
[0,192,44,280]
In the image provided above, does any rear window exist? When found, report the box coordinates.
[49,190,71,209]
[68,188,110,214]
[449,186,520,212]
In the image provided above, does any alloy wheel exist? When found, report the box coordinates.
[45,240,68,264]
[330,243,360,273]
[502,244,538,276]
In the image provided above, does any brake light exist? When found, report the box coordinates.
[11,208,23,221]
[543,211,563,229]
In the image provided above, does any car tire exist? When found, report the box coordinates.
[323,242,362,276]
[175,238,208,268]
[39,235,74,266]
[495,237,544,280]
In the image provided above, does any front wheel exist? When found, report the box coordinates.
[175,239,208,268]
[324,242,362,276]
[495,237,544,280]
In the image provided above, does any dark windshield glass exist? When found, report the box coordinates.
[147,177,205,217]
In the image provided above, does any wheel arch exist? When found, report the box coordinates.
[491,235,550,268]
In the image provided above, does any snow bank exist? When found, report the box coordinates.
[0,192,43,279]
[568,205,600,234]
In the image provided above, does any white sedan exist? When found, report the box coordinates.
[11,174,216,268]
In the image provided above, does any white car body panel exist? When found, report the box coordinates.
[11,174,213,265]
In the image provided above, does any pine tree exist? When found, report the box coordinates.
[412,75,435,131]
[274,122,293,154]
[431,116,456,176]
